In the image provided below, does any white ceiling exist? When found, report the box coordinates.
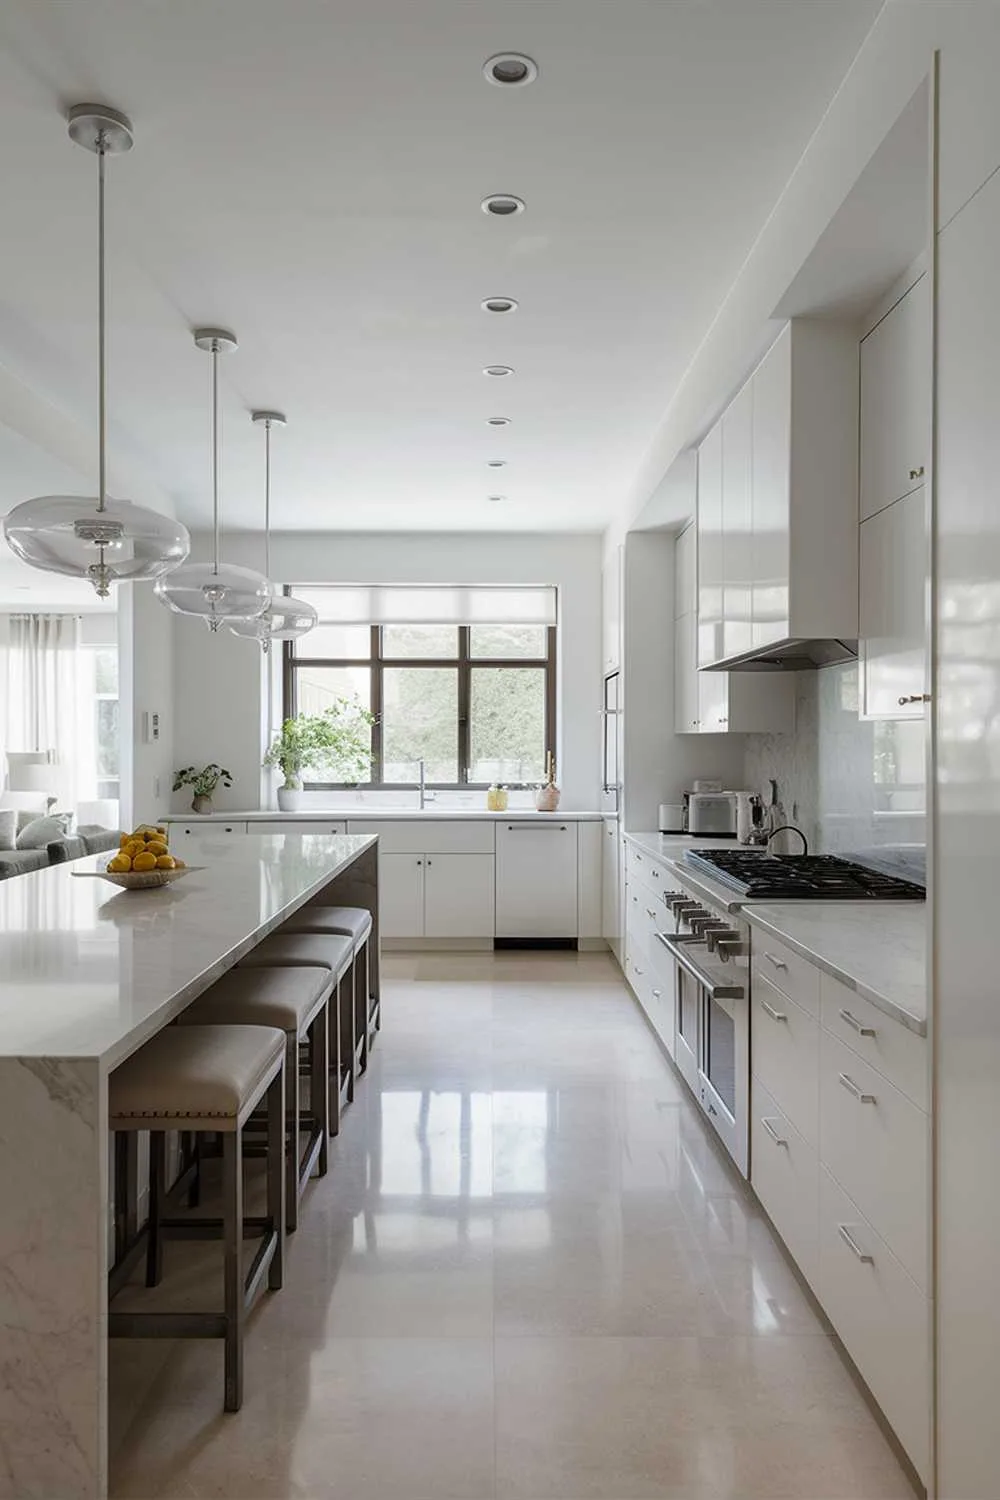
[0,0,882,534]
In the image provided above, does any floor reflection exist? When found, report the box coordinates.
[109,951,916,1500]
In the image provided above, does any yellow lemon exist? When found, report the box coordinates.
[155,854,176,870]
[132,851,157,872]
[146,840,169,857]
[119,833,130,849]
[172,858,186,869]
[108,855,132,873]
[124,840,144,858]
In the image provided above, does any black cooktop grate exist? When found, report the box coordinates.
[683,850,925,901]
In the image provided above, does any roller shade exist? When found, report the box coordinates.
[291,585,557,626]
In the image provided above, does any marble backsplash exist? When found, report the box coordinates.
[743,661,926,855]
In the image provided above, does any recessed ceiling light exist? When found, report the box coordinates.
[483,53,538,87]
[487,459,507,469]
[487,494,507,503]
[482,194,525,217]
[487,416,511,427]
[482,296,518,314]
[484,365,514,378]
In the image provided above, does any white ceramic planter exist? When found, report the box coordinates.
[276,787,305,812]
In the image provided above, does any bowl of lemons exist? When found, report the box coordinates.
[97,826,195,890]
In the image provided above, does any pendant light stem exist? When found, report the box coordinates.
[264,419,272,580]
[97,135,107,514]
[212,340,221,574]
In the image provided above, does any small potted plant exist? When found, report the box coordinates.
[264,698,374,811]
[173,763,233,816]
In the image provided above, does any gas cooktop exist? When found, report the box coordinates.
[683,849,926,901]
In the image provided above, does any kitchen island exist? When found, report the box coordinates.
[0,831,378,1500]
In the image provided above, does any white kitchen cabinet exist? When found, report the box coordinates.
[859,490,928,719]
[248,820,348,834]
[674,522,695,619]
[699,320,858,666]
[172,821,247,837]
[673,610,699,733]
[601,819,621,954]
[696,420,724,668]
[722,381,754,659]
[379,853,426,938]
[495,821,579,938]
[860,274,930,522]
[424,854,495,938]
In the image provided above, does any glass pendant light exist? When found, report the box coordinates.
[154,329,272,631]
[228,411,318,652]
[2,106,190,596]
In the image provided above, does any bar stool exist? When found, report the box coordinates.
[178,966,331,1231]
[282,905,377,1067]
[239,931,355,1120]
[108,1023,286,1412]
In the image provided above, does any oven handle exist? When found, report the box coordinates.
[655,932,746,1001]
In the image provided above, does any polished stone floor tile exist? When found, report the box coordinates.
[110,952,916,1500]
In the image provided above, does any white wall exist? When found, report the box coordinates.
[170,530,603,813]
[118,583,175,829]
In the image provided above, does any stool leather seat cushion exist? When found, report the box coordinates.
[240,931,353,980]
[283,905,373,944]
[109,1024,285,1131]
[180,965,330,1034]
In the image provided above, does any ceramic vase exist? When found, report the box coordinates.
[191,794,213,816]
[277,786,305,812]
[535,782,561,812]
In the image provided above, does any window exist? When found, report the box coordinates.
[284,607,556,788]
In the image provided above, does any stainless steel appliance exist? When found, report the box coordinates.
[600,671,620,815]
[682,849,926,900]
[684,790,737,837]
[655,879,749,1174]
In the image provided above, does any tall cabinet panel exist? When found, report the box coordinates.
[751,326,792,647]
[722,382,754,659]
[859,491,927,720]
[697,421,724,668]
[860,274,930,521]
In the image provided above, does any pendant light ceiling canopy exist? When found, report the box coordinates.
[1,105,190,597]
[155,329,272,630]
[228,411,318,652]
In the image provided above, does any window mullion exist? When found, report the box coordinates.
[458,626,470,785]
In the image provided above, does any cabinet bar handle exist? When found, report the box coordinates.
[898,693,931,706]
[763,952,787,971]
[646,908,657,919]
[760,1117,787,1147]
[759,998,787,1023]
[634,966,645,976]
[837,1224,874,1264]
[908,466,925,481]
[651,988,662,999]
[506,824,568,832]
[839,1007,876,1038]
[838,1072,877,1104]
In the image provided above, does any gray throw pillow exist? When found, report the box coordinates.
[16,812,75,850]
[0,809,16,852]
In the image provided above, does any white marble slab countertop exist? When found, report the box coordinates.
[625,831,743,863]
[164,809,604,823]
[0,832,376,1066]
[744,902,927,1036]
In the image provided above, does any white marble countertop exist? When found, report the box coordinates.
[625,831,743,862]
[164,809,604,823]
[744,902,927,1036]
[0,832,376,1066]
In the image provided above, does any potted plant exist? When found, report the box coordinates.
[264,698,374,811]
[173,763,233,816]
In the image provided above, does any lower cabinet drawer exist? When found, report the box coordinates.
[752,971,820,1147]
[752,932,821,1015]
[751,1076,819,1291]
[172,822,246,836]
[820,1029,929,1290]
[819,1167,930,1482]
[820,973,928,1110]
[626,883,667,949]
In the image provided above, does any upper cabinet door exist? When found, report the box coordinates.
[674,524,695,619]
[859,490,928,719]
[673,608,699,732]
[860,276,930,522]
[697,420,724,666]
[751,326,792,647]
[722,382,754,659]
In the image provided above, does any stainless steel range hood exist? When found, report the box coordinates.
[700,638,858,672]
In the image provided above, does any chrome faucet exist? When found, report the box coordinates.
[417,759,435,810]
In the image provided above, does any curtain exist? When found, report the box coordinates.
[292,584,558,626]
[0,613,89,807]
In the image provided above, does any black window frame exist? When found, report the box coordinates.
[283,621,557,790]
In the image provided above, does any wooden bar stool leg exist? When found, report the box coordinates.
[311,998,330,1173]
[284,1032,299,1233]
[354,956,368,1075]
[328,980,342,1136]
[222,1129,244,1413]
[266,1068,285,1292]
[340,973,355,1106]
[145,1131,166,1288]
[113,1133,130,1265]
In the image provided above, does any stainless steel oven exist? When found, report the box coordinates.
[656,882,749,1176]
